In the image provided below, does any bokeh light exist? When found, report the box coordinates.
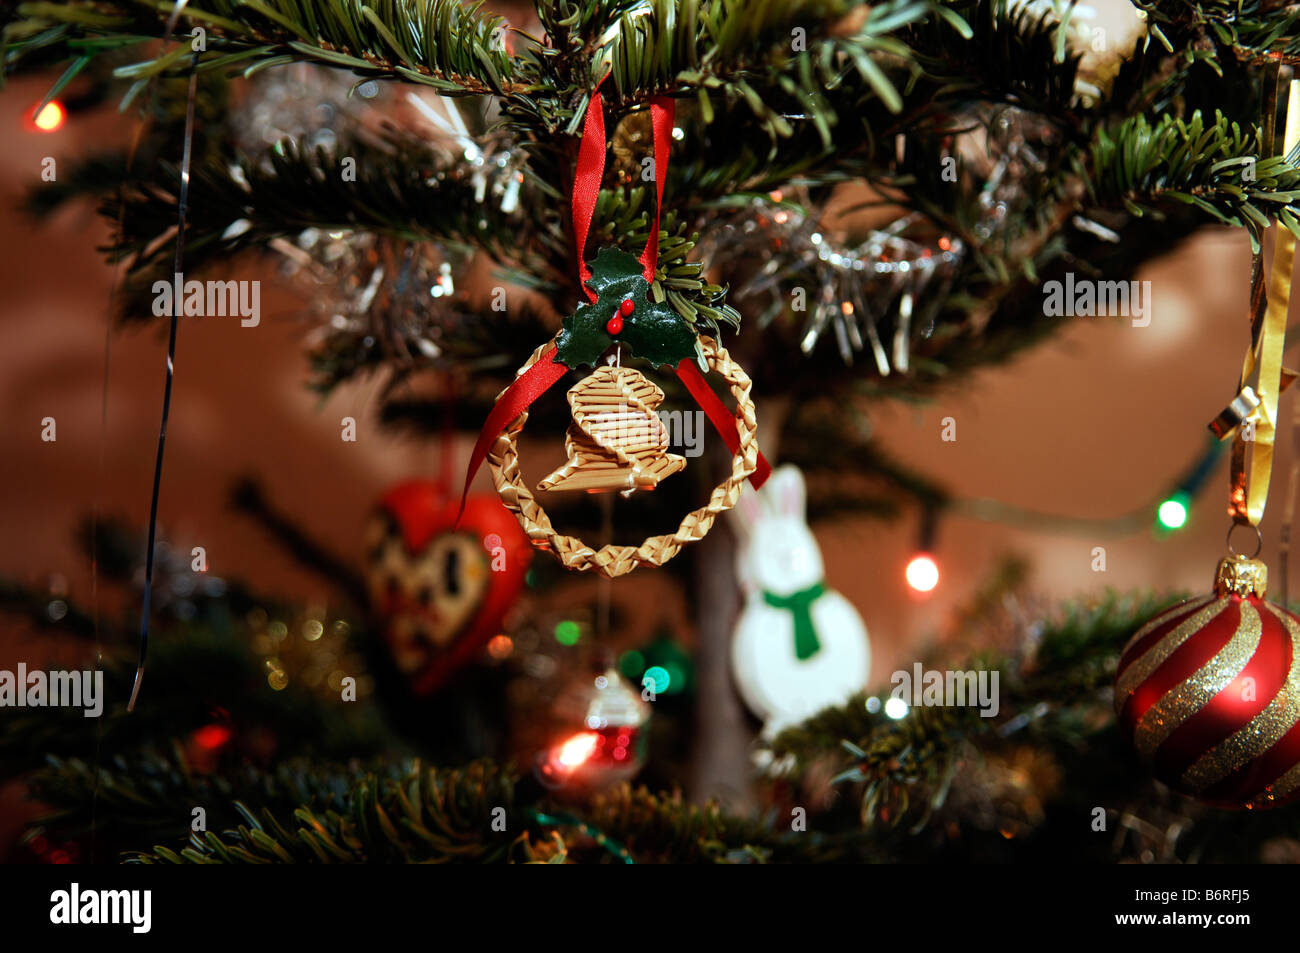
[905,553,940,592]
[31,101,65,132]
[557,732,599,767]
[642,665,670,694]
[1157,493,1189,530]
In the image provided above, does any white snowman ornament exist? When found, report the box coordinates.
[730,465,871,737]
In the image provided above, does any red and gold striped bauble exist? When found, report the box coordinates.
[1114,555,1300,809]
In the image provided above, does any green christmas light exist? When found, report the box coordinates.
[643,665,670,694]
[1157,492,1190,530]
[618,650,645,680]
[554,620,581,645]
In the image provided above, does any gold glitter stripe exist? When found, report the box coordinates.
[1254,760,1300,806]
[1134,602,1263,761]
[1116,597,1225,704]
[1130,595,1217,646]
[1180,605,1300,793]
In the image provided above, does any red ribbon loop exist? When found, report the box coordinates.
[572,87,607,302]
[676,358,772,488]
[640,97,674,283]
[457,347,569,520]
[573,87,675,293]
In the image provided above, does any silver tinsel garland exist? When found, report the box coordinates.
[696,106,1054,371]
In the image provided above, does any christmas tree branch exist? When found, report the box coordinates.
[766,588,1180,828]
[0,579,389,773]
[98,133,524,276]
[1134,0,1300,62]
[25,750,361,846]
[901,0,1081,124]
[19,573,1297,863]
[3,0,518,93]
[1085,109,1300,253]
[116,758,851,862]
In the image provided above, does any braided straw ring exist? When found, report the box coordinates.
[487,334,759,578]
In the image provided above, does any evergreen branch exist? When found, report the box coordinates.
[581,784,844,862]
[120,760,835,862]
[94,131,529,286]
[1085,109,1300,252]
[766,588,1180,829]
[3,0,518,93]
[15,578,1280,863]
[0,582,388,774]
[127,760,527,863]
[1134,0,1300,61]
[902,0,1082,123]
[307,296,560,392]
[25,750,360,845]
[1009,590,1185,703]
[77,134,740,342]
[656,0,1087,204]
[601,0,939,114]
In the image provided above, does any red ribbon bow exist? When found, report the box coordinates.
[459,80,770,521]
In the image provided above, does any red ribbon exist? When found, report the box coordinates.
[459,80,769,521]
[573,86,608,300]
[457,346,569,519]
[640,97,674,283]
[676,358,772,486]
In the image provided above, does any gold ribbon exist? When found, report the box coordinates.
[1218,70,1300,528]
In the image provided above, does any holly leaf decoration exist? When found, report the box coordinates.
[554,247,699,368]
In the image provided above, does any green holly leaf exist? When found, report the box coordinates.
[555,247,699,368]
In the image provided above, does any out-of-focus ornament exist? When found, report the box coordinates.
[535,667,650,790]
[184,708,235,774]
[1114,555,1300,809]
[232,64,370,158]
[1117,71,1300,809]
[366,480,530,695]
[286,232,473,390]
[729,465,870,736]
[404,91,525,213]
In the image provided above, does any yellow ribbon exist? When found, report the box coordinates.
[1220,73,1300,528]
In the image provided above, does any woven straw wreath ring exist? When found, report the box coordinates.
[486,335,759,578]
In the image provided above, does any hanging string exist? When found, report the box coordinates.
[597,493,613,637]
[93,0,195,845]
[129,54,200,712]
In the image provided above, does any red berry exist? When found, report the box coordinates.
[606,315,623,335]
[619,298,635,317]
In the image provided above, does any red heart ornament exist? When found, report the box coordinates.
[366,480,531,695]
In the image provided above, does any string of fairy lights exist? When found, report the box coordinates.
[905,435,1226,593]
